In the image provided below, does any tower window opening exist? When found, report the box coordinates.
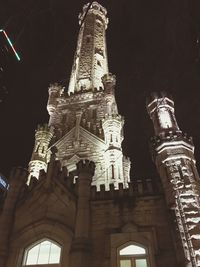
[112,164,114,179]
[97,60,101,66]
[158,108,172,129]
[118,243,149,267]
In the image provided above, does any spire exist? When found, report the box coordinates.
[68,2,109,93]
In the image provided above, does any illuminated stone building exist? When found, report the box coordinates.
[1,2,200,267]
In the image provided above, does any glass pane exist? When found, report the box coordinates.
[136,259,147,267]
[49,243,61,263]
[120,245,146,255]
[24,240,61,266]
[37,241,51,264]
[26,245,39,265]
[120,259,132,267]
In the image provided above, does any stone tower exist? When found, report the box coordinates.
[147,92,200,267]
[30,2,130,190]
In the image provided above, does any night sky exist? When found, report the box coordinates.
[1,0,200,180]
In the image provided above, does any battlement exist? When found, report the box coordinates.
[146,91,173,105]
[77,160,95,176]
[48,83,64,95]
[27,155,161,203]
[102,73,116,90]
[91,178,162,201]
[147,94,175,117]
[36,124,54,135]
[28,162,77,194]
[102,114,123,122]
[150,131,193,148]
[57,89,104,106]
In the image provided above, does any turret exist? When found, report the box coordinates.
[147,92,200,267]
[28,124,54,183]
[101,74,130,189]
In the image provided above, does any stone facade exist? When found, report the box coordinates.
[1,2,200,267]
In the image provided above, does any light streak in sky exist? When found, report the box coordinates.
[0,29,21,61]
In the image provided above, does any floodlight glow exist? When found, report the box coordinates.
[0,29,21,61]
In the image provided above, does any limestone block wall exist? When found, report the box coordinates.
[90,181,179,267]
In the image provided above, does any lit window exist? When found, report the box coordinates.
[23,239,61,266]
[158,108,172,129]
[119,244,149,267]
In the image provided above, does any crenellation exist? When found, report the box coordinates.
[90,178,160,201]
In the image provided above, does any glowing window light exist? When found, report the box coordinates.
[119,245,146,255]
[0,29,21,61]
[159,108,172,129]
[24,240,61,265]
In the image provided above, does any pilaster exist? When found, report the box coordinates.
[70,160,95,267]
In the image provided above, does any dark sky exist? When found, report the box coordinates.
[1,0,200,180]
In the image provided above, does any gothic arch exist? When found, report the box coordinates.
[118,241,149,267]
[110,229,156,267]
[6,219,73,267]
[23,238,61,266]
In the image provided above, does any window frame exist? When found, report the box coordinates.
[118,242,150,267]
[22,238,62,267]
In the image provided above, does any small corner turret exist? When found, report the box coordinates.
[28,124,54,183]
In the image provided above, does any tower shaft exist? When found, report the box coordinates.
[68,2,108,93]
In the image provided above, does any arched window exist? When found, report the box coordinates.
[23,239,61,266]
[118,243,149,267]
